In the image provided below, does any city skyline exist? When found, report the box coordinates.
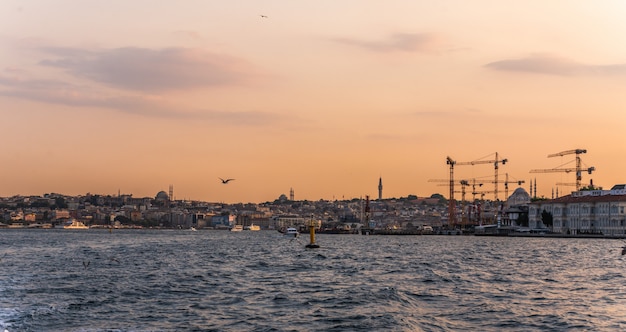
[2,1,626,203]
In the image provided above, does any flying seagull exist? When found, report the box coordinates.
[219,178,235,184]
[260,15,268,18]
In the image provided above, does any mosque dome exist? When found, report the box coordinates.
[506,187,531,207]
[155,191,169,201]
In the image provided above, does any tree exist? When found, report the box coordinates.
[541,209,553,230]
[55,197,68,209]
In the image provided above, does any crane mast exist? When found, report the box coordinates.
[446,157,456,225]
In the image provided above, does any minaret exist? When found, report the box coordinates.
[290,187,294,201]
[378,177,383,200]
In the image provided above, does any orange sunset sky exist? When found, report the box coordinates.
[1,1,626,203]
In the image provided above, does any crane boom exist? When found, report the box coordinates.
[529,167,595,174]
[547,149,586,158]
[531,148,594,191]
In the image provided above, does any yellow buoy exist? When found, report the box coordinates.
[306,219,320,248]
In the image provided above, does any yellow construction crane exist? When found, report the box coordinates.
[474,173,525,199]
[431,179,471,226]
[455,152,508,201]
[445,157,457,225]
[530,149,595,191]
[430,179,471,204]
[442,153,507,224]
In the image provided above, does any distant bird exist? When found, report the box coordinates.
[83,260,90,269]
[260,15,268,18]
[219,178,235,184]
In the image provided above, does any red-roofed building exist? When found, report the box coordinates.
[529,185,626,235]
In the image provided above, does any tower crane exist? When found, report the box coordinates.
[475,173,525,199]
[430,179,471,204]
[445,157,457,225]
[503,174,525,199]
[455,152,508,201]
[442,154,506,224]
[432,179,471,226]
[529,149,595,191]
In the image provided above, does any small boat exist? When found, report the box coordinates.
[190,227,197,231]
[64,219,89,229]
[283,227,299,238]
[230,224,243,232]
[245,224,261,231]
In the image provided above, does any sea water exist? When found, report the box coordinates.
[1,229,626,331]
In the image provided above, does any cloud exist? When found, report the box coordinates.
[0,75,280,125]
[172,30,202,40]
[334,33,440,53]
[485,54,626,76]
[38,47,254,92]
[411,108,481,117]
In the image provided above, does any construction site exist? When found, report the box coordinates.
[431,149,596,232]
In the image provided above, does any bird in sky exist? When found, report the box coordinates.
[219,178,235,184]
[260,15,268,18]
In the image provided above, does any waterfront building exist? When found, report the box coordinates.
[271,214,305,229]
[528,185,626,235]
[502,187,531,227]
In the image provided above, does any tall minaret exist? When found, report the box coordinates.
[378,177,383,200]
[290,187,294,201]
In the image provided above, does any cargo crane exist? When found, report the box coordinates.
[455,152,508,201]
[529,149,595,191]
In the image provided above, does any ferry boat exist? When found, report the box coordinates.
[245,224,261,231]
[64,219,89,229]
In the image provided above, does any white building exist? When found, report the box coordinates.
[529,185,626,235]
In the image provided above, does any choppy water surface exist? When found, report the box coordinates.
[1,229,626,331]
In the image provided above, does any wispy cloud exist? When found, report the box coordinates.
[485,54,626,76]
[39,47,255,92]
[411,108,481,117]
[172,30,202,41]
[0,74,280,125]
[334,33,441,53]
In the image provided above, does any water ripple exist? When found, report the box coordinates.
[2,230,626,331]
